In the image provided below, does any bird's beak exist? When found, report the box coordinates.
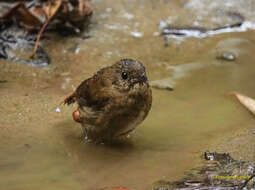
[139,74,147,83]
[131,74,148,86]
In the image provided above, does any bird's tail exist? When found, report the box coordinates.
[63,93,76,105]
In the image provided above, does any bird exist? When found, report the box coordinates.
[64,59,152,142]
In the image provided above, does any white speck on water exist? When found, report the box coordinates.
[60,72,70,76]
[134,22,140,27]
[104,24,129,31]
[122,12,134,20]
[193,21,200,26]
[153,31,160,36]
[74,47,80,54]
[104,51,113,58]
[130,31,144,38]
[100,13,109,19]
[61,83,66,90]
[158,20,168,30]
[55,108,61,113]
[106,8,112,13]
[65,78,71,83]
[104,24,118,30]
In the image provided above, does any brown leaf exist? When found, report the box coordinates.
[1,3,42,28]
[43,0,62,19]
[233,92,255,115]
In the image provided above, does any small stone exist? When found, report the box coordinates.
[216,52,236,61]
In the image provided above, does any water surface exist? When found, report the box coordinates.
[1,0,255,189]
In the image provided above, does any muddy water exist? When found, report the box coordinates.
[1,0,255,190]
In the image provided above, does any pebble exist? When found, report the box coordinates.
[216,52,236,61]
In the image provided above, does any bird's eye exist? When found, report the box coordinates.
[121,72,128,80]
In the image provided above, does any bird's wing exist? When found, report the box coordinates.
[64,68,115,110]
[76,74,113,111]
[63,79,90,106]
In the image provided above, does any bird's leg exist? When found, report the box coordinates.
[82,127,89,141]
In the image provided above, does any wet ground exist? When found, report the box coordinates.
[1,0,255,189]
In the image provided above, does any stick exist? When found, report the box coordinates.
[30,18,50,59]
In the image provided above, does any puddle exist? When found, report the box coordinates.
[1,0,255,190]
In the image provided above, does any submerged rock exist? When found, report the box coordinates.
[213,38,254,63]
[0,26,50,66]
[216,52,236,61]
[153,151,255,190]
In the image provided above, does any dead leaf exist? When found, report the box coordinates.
[233,92,255,115]
[43,0,62,19]
[0,3,42,28]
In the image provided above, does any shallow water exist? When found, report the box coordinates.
[1,0,255,190]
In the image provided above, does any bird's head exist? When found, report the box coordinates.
[112,59,149,91]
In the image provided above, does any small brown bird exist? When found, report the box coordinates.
[64,59,152,142]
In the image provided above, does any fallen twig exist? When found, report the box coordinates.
[30,19,50,58]
[30,0,62,58]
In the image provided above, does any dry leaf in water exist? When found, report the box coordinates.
[233,92,255,115]
[43,0,62,19]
